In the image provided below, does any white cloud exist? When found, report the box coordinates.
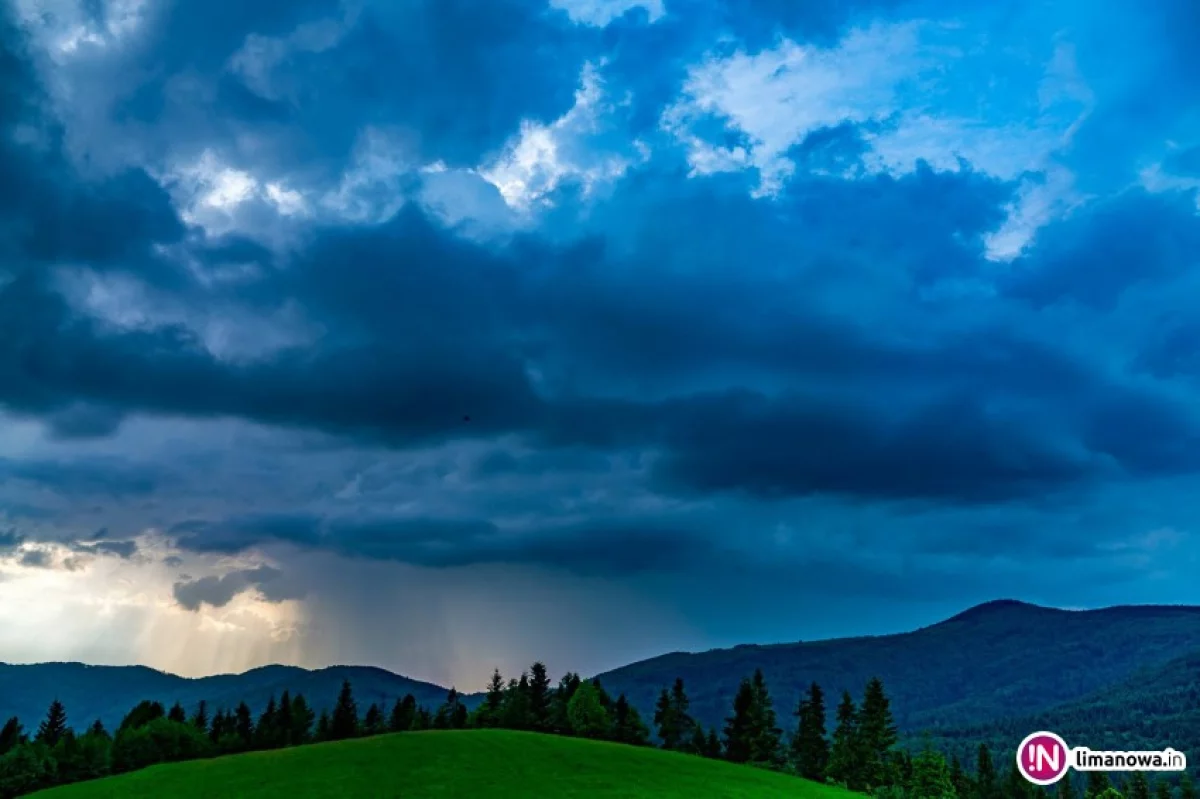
[13,0,151,58]
[662,22,926,195]
[549,0,665,27]
[479,63,639,213]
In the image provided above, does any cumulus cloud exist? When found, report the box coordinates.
[172,564,305,611]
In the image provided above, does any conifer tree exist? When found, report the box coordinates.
[610,694,649,746]
[190,700,209,734]
[687,723,707,755]
[1086,770,1113,798]
[705,728,722,759]
[36,699,68,748]
[722,677,757,764]
[234,701,254,745]
[256,696,278,747]
[315,710,331,741]
[291,694,314,743]
[975,742,998,799]
[413,707,433,731]
[500,675,532,730]
[670,679,695,742]
[88,719,107,739]
[949,753,970,798]
[0,717,23,756]
[1152,778,1171,799]
[1182,773,1198,799]
[826,690,860,788]
[389,695,417,733]
[653,680,695,750]
[167,701,186,724]
[277,691,293,745]
[791,681,830,781]
[1056,770,1076,799]
[330,680,359,740]
[856,677,898,791]
[479,669,506,728]
[1127,772,1151,799]
[748,669,782,766]
[528,662,553,731]
[363,703,385,735]
[911,745,957,799]
[550,673,582,734]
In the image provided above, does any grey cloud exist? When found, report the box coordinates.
[172,564,304,611]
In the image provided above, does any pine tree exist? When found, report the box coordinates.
[479,669,506,728]
[291,694,314,743]
[1127,772,1151,799]
[1057,769,1076,799]
[687,723,707,755]
[653,689,677,748]
[315,710,331,741]
[88,719,107,739]
[791,681,830,780]
[610,694,649,746]
[0,717,24,756]
[277,691,294,745]
[705,728,722,759]
[826,690,860,789]
[1086,770,1113,798]
[330,680,359,740]
[390,694,417,732]
[1182,773,1197,799]
[748,669,782,766]
[722,677,757,764]
[975,742,998,799]
[190,700,209,734]
[670,679,696,742]
[234,701,254,745]
[528,662,553,731]
[256,696,278,747]
[856,677,898,791]
[363,703,385,735]
[36,699,69,747]
[950,753,970,798]
[413,707,433,730]
[167,701,186,724]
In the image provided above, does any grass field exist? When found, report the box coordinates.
[30,729,857,798]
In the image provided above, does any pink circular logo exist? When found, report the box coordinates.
[1016,731,1070,785]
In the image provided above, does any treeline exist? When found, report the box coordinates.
[0,663,1194,798]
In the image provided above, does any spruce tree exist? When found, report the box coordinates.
[190,700,209,734]
[234,701,254,745]
[88,719,107,739]
[315,710,331,741]
[1056,769,1076,799]
[330,679,359,740]
[291,694,314,743]
[1182,773,1198,799]
[653,689,677,749]
[390,694,417,732]
[480,669,506,728]
[975,742,998,799]
[722,677,757,764]
[528,662,553,730]
[1086,770,1113,798]
[791,681,830,780]
[670,679,696,742]
[950,753,970,798]
[0,717,24,756]
[705,728,723,759]
[610,694,649,746]
[688,723,707,755]
[277,691,294,745]
[363,703,385,735]
[413,707,433,730]
[1127,772,1151,799]
[856,677,898,791]
[500,675,532,730]
[256,696,278,747]
[748,669,782,765]
[167,701,186,724]
[36,699,68,747]
[826,690,860,788]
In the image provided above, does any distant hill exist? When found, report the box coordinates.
[27,730,854,799]
[0,663,477,732]
[595,599,1200,736]
[925,647,1200,768]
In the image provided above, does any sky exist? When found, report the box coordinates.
[0,0,1198,690]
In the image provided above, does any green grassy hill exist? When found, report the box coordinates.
[28,730,856,799]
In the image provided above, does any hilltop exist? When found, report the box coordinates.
[27,730,855,799]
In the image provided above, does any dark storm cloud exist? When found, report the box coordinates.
[72,540,139,559]
[0,456,163,498]
[172,564,304,611]
[170,511,715,577]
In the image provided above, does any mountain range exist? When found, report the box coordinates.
[4,599,1199,760]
